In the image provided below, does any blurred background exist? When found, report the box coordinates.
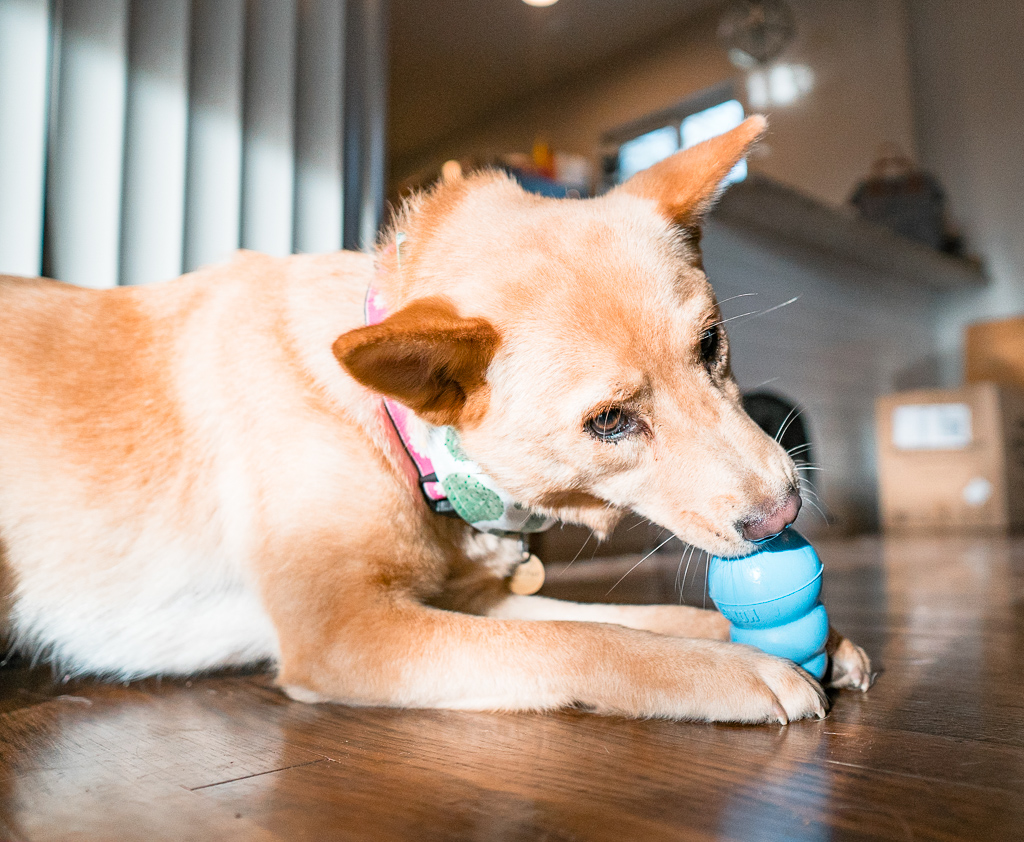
[2,0,1023,556]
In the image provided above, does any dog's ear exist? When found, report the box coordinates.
[618,115,766,228]
[333,296,500,427]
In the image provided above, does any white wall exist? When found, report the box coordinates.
[906,0,1024,385]
[702,218,941,533]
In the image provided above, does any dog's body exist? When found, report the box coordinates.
[0,119,870,722]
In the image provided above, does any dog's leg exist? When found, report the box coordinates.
[486,595,872,690]
[271,586,828,723]
[484,593,731,640]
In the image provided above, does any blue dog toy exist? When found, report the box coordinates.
[708,529,829,679]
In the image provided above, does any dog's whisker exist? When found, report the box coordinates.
[678,543,697,599]
[776,411,804,445]
[796,464,824,472]
[806,502,828,523]
[744,295,801,324]
[797,476,823,496]
[775,406,806,444]
[645,526,670,554]
[706,309,758,331]
[690,547,707,591]
[799,474,824,496]
[754,295,800,318]
[786,443,814,456]
[773,405,800,443]
[805,487,827,507]
[803,496,830,523]
[801,485,823,502]
[674,545,691,597]
[716,292,759,306]
[799,469,820,487]
[710,296,801,333]
[678,545,695,603]
[748,376,781,391]
[606,535,675,596]
[682,546,695,592]
[676,544,690,589]
[803,495,834,521]
[800,483,835,520]
[559,528,596,574]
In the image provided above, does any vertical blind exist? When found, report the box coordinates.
[0,0,386,288]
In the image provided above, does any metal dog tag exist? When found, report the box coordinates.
[508,554,545,595]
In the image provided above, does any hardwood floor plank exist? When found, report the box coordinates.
[0,674,324,791]
[192,709,1024,842]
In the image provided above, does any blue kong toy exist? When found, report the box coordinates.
[708,528,829,680]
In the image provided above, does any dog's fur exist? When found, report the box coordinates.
[0,118,870,723]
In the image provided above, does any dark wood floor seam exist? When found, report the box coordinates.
[188,758,330,791]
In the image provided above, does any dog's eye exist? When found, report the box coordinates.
[699,325,721,367]
[587,407,635,442]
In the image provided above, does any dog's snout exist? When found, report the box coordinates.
[739,491,802,542]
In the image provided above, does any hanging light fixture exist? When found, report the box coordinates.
[522,0,559,7]
[718,0,796,67]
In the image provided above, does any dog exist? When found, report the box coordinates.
[0,116,870,723]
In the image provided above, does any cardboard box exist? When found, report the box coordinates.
[876,383,1024,532]
[965,315,1024,389]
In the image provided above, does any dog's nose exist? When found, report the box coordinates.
[740,492,802,542]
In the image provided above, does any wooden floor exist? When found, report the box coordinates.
[2,534,1023,841]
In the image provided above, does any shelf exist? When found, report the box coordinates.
[710,175,986,292]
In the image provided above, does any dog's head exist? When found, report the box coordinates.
[334,116,800,557]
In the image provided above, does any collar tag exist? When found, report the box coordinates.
[509,553,545,595]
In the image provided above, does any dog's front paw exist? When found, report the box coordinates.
[603,639,829,724]
[825,632,874,691]
[724,646,830,724]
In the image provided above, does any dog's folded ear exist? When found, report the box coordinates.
[333,296,500,427]
[618,115,766,229]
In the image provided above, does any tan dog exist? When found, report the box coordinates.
[0,117,870,723]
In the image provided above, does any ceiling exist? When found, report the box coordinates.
[388,0,719,170]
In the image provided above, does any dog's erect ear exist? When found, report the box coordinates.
[618,115,766,227]
[333,296,500,427]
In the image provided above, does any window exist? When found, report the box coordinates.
[680,99,747,186]
[614,96,748,186]
[617,125,679,183]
